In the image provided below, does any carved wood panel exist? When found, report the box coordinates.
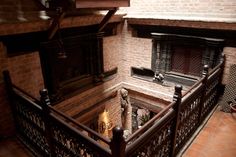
[40,33,104,102]
[50,114,111,157]
[127,111,175,157]
[175,85,203,152]
[13,93,50,156]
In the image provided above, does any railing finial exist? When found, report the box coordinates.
[111,126,125,157]
[202,65,209,77]
[173,84,182,102]
[112,126,124,139]
[40,89,51,108]
[220,53,225,63]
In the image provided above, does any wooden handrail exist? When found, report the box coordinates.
[182,61,224,97]
[208,61,223,76]
[50,113,112,156]
[12,86,42,110]
[49,105,111,144]
[182,77,204,97]
[125,101,176,143]
[125,110,175,156]
[207,68,221,82]
[12,84,40,104]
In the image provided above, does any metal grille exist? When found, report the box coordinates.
[220,64,236,112]
[171,47,185,73]
[189,48,202,76]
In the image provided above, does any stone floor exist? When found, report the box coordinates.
[182,107,236,157]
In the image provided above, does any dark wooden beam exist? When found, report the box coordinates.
[48,8,66,40]
[98,8,118,32]
[75,0,130,8]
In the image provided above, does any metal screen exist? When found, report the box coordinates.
[220,64,236,112]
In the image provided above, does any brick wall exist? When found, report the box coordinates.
[123,0,236,21]
[0,42,45,137]
[222,47,236,84]
[119,21,175,101]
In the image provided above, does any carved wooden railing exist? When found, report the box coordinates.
[3,71,114,157]
[123,55,225,157]
[3,54,224,157]
[3,71,50,157]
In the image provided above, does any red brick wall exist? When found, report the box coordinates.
[123,0,236,21]
[0,42,44,137]
[119,21,175,101]
[222,47,236,84]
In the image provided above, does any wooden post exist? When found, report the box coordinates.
[218,54,225,95]
[98,8,118,32]
[40,89,56,157]
[110,126,126,157]
[2,70,13,98]
[2,70,17,135]
[198,65,209,123]
[171,85,182,157]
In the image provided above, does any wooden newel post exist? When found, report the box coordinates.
[2,70,13,97]
[2,70,17,135]
[219,54,225,95]
[202,65,209,77]
[171,84,182,157]
[40,89,51,114]
[198,65,209,123]
[40,89,55,157]
[111,126,126,157]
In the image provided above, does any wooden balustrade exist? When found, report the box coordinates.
[3,56,224,157]
[3,71,113,157]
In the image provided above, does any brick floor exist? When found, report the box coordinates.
[182,107,236,157]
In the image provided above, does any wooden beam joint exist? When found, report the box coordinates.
[98,8,118,32]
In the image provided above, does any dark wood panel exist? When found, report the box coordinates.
[75,0,130,8]
[40,32,104,102]
[171,46,203,76]
[130,24,236,47]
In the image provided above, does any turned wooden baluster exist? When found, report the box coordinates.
[40,89,56,157]
[198,65,209,123]
[170,85,182,157]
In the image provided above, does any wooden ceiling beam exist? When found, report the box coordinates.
[48,8,65,40]
[98,8,118,32]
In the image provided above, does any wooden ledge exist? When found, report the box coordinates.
[126,17,236,31]
[0,14,125,36]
